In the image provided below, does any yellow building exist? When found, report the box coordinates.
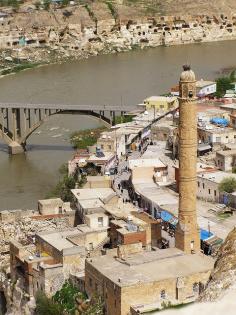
[143,96,178,112]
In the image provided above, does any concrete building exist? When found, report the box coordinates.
[143,96,178,112]
[129,157,168,186]
[216,149,236,171]
[85,246,213,315]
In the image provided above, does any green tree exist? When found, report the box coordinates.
[215,77,233,98]
[53,281,82,314]
[219,177,236,193]
[35,292,64,315]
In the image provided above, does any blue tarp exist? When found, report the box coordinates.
[200,229,213,241]
[160,210,173,222]
[210,117,229,127]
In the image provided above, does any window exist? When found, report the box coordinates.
[89,278,92,287]
[108,145,112,150]
[95,283,98,292]
[202,183,205,189]
[160,290,166,299]
[114,299,117,307]
[214,190,217,196]
[208,189,211,194]
[98,217,104,227]
[197,182,200,187]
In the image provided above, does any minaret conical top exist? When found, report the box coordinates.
[180,64,196,82]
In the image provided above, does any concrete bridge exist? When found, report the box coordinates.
[0,103,138,154]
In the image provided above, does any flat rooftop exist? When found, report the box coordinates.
[87,248,214,287]
[129,158,166,169]
[78,198,104,210]
[71,188,115,201]
[198,170,236,183]
[37,225,108,251]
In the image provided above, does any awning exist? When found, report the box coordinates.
[198,144,211,152]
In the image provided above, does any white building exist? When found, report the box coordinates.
[196,80,216,97]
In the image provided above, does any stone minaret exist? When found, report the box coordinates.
[175,65,200,254]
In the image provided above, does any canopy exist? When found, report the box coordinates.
[200,229,213,241]
[210,117,229,127]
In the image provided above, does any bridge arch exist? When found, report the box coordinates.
[20,109,113,145]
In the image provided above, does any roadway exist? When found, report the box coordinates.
[0,103,138,111]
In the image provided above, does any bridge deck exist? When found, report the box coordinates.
[0,103,137,111]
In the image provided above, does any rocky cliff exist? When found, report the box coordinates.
[200,227,236,302]
[1,0,236,73]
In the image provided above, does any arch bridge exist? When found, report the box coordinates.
[0,103,137,154]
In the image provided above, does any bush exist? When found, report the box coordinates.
[215,70,236,98]
[35,292,64,315]
[219,177,236,193]
[53,281,83,314]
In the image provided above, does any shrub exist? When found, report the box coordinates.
[219,176,236,193]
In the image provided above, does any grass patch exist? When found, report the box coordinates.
[0,62,40,76]
[106,1,118,20]
[70,126,107,149]
[115,115,133,124]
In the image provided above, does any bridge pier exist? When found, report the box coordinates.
[8,141,25,155]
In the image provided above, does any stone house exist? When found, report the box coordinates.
[38,198,72,215]
[197,171,236,202]
[10,213,109,297]
[85,246,214,315]
[216,149,236,171]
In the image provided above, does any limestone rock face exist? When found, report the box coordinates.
[200,227,236,301]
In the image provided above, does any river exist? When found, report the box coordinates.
[0,40,236,210]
